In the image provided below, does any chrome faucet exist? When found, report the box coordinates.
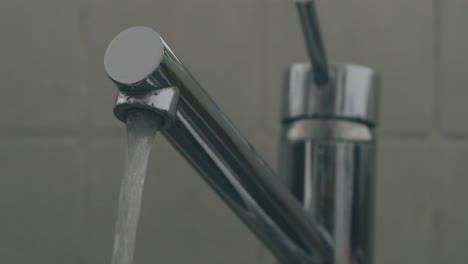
[104,1,379,264]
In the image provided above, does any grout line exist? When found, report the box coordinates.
[378,131,431,141]
[379,134,468,145]
[379,132,468,144]
[432,0,443,142]
[431,0,443,263]
[6,126,468,142]
[438,138,468,147]
[0,128,125,139]
[256,0,274,263]
[0,136,78,145]
[73,0,93,263]
[258,0,272,136]
[256,1,268,263]
[378,136,430,143]
[0,127,79,136]
[439,133,468,140]
[0,130,78,138]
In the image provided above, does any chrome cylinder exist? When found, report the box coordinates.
[280,63,379,264]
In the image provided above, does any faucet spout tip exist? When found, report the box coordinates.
[104,26,164,89]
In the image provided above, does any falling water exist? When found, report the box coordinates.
[111,110,163,264]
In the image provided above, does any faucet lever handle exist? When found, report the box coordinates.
[295,0,330,85]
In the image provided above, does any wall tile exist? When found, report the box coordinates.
[0,1,81,130]
[374,140,438,264]
[440,0,468,134]
[0,139,77,264]
[82,137,125,264]
[436,144,468,264]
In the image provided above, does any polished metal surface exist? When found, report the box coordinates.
[114,87,179,128]
[283,119,373,142]
[104,2,379,262]
[281,51,378,263]
[295,0,330,85]
[282,4,379,262]
[105,26,334,264]
[105,26,169,92]
[282,63,379,126]
[279,138,375,264]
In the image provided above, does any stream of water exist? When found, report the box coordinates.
[111,110,163,264]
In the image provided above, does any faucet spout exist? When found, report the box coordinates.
[105,26,334,263]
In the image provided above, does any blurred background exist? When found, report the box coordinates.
[0,0,467,263]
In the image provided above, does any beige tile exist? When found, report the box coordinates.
[436,144,468,264]
[0,1,82,130]
[374,140,438,264]
[440,0,468,134]
[257,248,277,264]
[0,139,77,264]
[82,137,125,264]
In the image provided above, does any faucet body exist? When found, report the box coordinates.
[104,4,379,262]
[107,27,333,263]
[281,63,378,264]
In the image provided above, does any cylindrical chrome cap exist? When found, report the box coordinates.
[282,63,379,126]
[104,26,179,127]
[104,26,172,93]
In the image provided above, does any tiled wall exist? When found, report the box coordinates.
[1,0,467,263]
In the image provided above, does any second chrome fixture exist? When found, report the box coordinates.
[104,1,379,263]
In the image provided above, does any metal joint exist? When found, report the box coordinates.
[114,87,179,128]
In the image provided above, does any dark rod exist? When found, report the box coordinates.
[296,0,330,85]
